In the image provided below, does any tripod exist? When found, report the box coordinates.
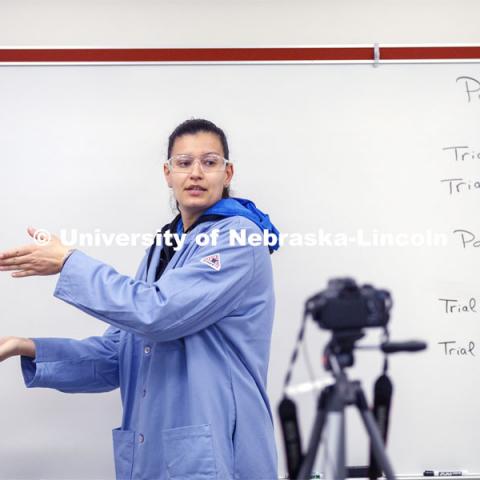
[297,331,396,480]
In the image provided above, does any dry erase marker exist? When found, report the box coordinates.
[423,470,468,477]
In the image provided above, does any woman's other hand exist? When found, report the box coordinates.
[0,337,36,362]
[0,226,71,278]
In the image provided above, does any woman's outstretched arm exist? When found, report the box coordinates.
[0,327,121,394]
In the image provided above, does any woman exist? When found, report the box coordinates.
[0,119,280,480]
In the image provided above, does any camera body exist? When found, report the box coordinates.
[306,278,392,331]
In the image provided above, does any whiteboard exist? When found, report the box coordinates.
[0,62,479,478]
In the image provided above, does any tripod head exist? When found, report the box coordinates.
[323,329,365,372]
[323,328,428,374]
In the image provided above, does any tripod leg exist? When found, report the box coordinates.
[297,387,330,480]
[298,385,347,480]
[322,409,346,480]
[355,389,396,480]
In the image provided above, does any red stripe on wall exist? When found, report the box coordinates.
[381,46,480,60]
[0,46,479,63]
[0,48,372,63]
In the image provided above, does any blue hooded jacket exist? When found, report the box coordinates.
[20,199,279,480]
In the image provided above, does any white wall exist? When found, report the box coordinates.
[1,2,480,479]
[0,0,479,47]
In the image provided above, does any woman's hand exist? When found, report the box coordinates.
[0,337,20,362]
[0,226,71,278]
[0,337,36,361]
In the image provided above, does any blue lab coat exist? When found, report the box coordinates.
[20,215,278,480]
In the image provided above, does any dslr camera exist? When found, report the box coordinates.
[306,278,392,331]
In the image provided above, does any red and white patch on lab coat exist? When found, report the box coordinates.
[200,253,221,271]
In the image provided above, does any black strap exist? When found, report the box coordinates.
[278,395,304,479]
[146,213,227,282]
[368,372,393,479]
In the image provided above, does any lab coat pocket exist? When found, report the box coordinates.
[112,427,135,480]
[163,424,217,479]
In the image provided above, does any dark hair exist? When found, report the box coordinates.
[168,118,231,200]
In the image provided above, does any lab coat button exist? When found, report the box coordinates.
[142,389,147,397]
[138,433,144,444]
[144,346,151,354]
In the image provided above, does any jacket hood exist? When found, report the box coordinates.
[177,197,280,253]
